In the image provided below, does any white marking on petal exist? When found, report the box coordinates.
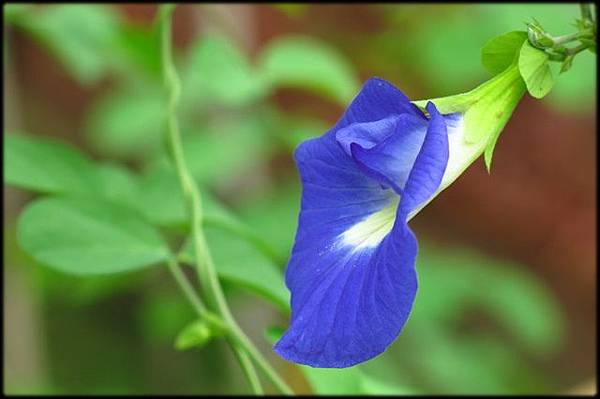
[340,197,400,250]
[441,115,475,188]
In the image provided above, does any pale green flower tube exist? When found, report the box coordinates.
[409,63,526,220]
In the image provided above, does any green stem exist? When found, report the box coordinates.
[229,332,293,395]
[229,339,264,395]
[166,257,208,317]
[167,257,262,394]
[552,31,584,46]
[567,42,591,56]
[158,5,292,395]
[580,3,592,21]
[167,258,263,394]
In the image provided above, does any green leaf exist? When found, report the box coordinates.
[5,133,99,195]
[475,266,564,355]
[302,367,363,395]
[359,374,419,395]
[481,31,528,75]
[387,244,562,393]
[407,11,491,93]
[257,35,360,105]
[174,319,214,351]
[4,4,34,24]
[413,244,563,356]
[272,112,329,151]
[135,164,281,262]
[137,291,195,343]
[180,117,273,185]
[403,4,594,110]
[84,86,165,160]
[272,4,309,18]
[518,41,555,99]
[112,23,161,79]
[181,34,266,108]
[18,5,121,85]
[94,163,140,209]
[135,166,187,227]
[238,183,301,261]
[559,55,574,74]
[179,226,289,311]
[135,165,250,230]
[17,196,171,275]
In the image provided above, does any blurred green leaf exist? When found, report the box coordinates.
[5,133,99,195]
[181,34,266,108]
[401,244,562,392]
[17,4,121,85]
[136,166,187,227]
[272,4,309,18]
[17,196,171,275]
[408,8,490,94]
[6,223,143,306]
[481,31,528,75]
[113,23,162,79]
[135,164,281,261]
[405,4,594,111]
[174,319,215,351]
[302,367,363,395]
[359,374,419,395]
[272,111,329,151]
[414,245,563,351]
[238,183,301,262]
[257,35,360,105]
[179,226,288,311]
[180,117,273,185]
[137,290,195,343]
[518,41,555,98]
[94,163,140,209]
[136,165,247,230]
[476,265,564,355]
[4,4,34,24]
[84,86,165,160]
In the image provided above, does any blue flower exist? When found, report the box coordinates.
[273,77,461,368]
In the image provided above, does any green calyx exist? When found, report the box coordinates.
[414,10,595,174]
[413,60,526,173]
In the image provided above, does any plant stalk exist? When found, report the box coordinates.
[158,4,292,395]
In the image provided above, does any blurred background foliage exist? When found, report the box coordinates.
[3,3,596,395]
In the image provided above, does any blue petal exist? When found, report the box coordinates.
[274,224,418,368]
[347,114,429,193]
[274,80,449,368]
[334,77,425,130]
[335,116,401,156]
[399,102,449,215]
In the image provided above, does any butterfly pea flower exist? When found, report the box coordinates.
[274,65,526,368]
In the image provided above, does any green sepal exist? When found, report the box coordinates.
[560,55,575,74]
[481,30,528,75]
[518,40,555,99]
[526,18,555,49]
[414,63,526,172]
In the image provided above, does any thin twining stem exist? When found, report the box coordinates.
[158,4,292,395]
